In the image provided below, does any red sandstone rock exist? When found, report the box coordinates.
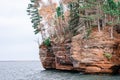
[85,67,101,73]
[39,29,120,74]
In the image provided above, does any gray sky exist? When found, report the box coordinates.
[0,0,40,61]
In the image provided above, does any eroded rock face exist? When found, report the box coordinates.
[39,30,120,74]
[39,45,55,69]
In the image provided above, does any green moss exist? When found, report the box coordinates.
[103,53,112,60]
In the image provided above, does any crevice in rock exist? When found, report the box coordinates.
[110,65,120,74]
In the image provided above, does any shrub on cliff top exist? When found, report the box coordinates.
[43,38,51,47]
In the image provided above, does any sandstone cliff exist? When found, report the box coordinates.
[39,27,120,74]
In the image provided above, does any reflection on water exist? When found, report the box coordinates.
[26,70,120,80]
[0,61,119,80]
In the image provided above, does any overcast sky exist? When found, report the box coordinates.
[0,0,41,61]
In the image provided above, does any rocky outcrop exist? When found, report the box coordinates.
[39,28,120,74]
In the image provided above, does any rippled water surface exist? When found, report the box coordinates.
[0,61,119,80]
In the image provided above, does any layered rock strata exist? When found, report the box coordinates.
[39,28,120,74]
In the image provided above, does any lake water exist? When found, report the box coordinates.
[0,61,119,80]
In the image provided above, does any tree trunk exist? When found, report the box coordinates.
[110,26,114,39]
[97,3,101,32]
[98,18,101,32]
[103,14,107,30]
[110,18,114,39]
